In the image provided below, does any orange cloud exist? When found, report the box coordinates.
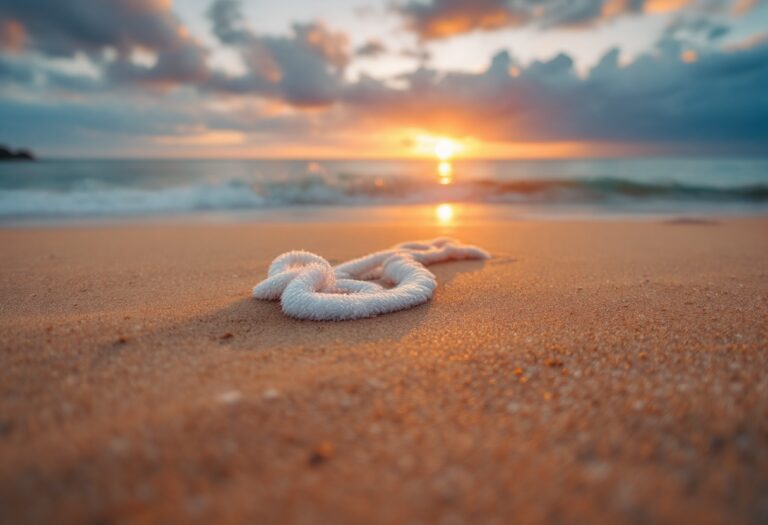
[0,20,25,53]
[645,0,691,13]
[733,0,760,15]
[425,7,521,38]
[397,0,700,40]
[602,0,630,18]
[725,31,768,50]
[680,49,698,63]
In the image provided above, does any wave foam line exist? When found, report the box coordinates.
[253,238,490,320]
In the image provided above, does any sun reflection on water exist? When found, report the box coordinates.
[437,160,453,185]
[435,203,454,224]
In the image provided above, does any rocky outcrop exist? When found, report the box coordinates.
[0,144,35,161]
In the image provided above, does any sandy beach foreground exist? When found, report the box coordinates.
[1,218,767,524]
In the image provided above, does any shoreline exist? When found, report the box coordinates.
[2,202,768,229]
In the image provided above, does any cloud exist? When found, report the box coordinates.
[0,53,104,94]
[207,0,248,45]
[0,55,35,85]
[355,39,387,57]
[396,0,528,39]
[342,39,768,146]
[0,0,184,56]
[4,32,767,153]
[732,0,761,15]
[665,14,731,41]
[206,0,349,106]
[393,0,747,39]
[726,31,768,50]
[1,0,766,156]
[0,0,209,88]
[0,20,25,52]
[105,42,209,88]
[0,0,351,102]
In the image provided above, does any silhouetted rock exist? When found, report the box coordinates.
[0,145,36,161]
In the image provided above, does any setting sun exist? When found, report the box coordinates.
[434,139,457,160]
[435,203,454,224]
[409,133,465,159]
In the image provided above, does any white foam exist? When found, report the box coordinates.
[0,181,266,217]
[253,238,490,321]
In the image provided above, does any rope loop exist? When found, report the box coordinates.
[253,237,489,320]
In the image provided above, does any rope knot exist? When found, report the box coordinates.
[253,238,489,320]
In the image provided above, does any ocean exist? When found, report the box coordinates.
[1,158,767,221]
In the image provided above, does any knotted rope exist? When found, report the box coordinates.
[253,237,490,320]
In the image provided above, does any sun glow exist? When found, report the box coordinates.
[409,133,464,159]
[435,203,455,224]
[434,139,457,160]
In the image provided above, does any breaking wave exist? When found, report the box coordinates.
[1,175,767,218]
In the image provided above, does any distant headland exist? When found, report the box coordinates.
[0,144,36,161]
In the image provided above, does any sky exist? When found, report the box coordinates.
[0,0,767,158]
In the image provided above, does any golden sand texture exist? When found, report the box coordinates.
[1,219,767,524]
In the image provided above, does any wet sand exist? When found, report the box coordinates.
[1,218,767,524]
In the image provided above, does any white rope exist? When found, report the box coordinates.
[253,237,490,321]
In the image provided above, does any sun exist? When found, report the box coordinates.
[434,139,456,161]
[435,203,454,224]
[408,132,464,159]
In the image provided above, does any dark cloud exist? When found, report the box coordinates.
[355,39,387,57]
[0,0,351,105]
[0,56,35,86]
[0,0,184,56]
[206,0,349,106]
[207,0,249,45]
[105,44,210,88]
[665,14,731,41]
[0,0,351,101]
[0,0,210,88]
[342,39,768,145]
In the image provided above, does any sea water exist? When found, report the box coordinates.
[0,157,766,221]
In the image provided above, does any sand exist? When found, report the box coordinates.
[1,218,767,524]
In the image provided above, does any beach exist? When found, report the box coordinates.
[1,217,767,524]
